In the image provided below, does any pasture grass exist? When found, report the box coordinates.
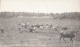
[0,17,80,47]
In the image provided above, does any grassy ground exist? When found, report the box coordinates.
[0,17,80,47]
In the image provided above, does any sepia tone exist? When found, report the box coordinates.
[0,0,80,47]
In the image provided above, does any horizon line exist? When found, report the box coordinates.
[0,11,80,14]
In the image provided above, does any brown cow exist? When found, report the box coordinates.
[59,30,78,43]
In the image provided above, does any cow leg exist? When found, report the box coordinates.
[68,38,73,43]
[63,37,66,43]
[59,36,62,43]
[25,25,27,29]
[22,25,23,28]
[70,38,73,42]
[70,38,73,44]
[68,38,73,45]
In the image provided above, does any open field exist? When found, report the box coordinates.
[0,17,80,47]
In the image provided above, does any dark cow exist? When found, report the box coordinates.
[0,29,4,33]
[59,29,78,43]
[29,27,36,33]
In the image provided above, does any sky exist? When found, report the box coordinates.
[0,0,1,11]
[0,0,80,13]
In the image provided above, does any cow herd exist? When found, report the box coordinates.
[17,22,79,43]
[0,22,79,44]
[18,23,60,32]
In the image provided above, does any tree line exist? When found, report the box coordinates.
[0,12,80,19]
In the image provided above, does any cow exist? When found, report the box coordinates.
[39,24,44,28]
[49,25,53,29]
[59,29,78,43]
[0,29,4,33]
[29,26,36,33]
[45,24,49,28]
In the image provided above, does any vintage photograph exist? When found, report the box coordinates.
[0,0,80,47]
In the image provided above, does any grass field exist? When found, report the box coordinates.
[0,17,80,47]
